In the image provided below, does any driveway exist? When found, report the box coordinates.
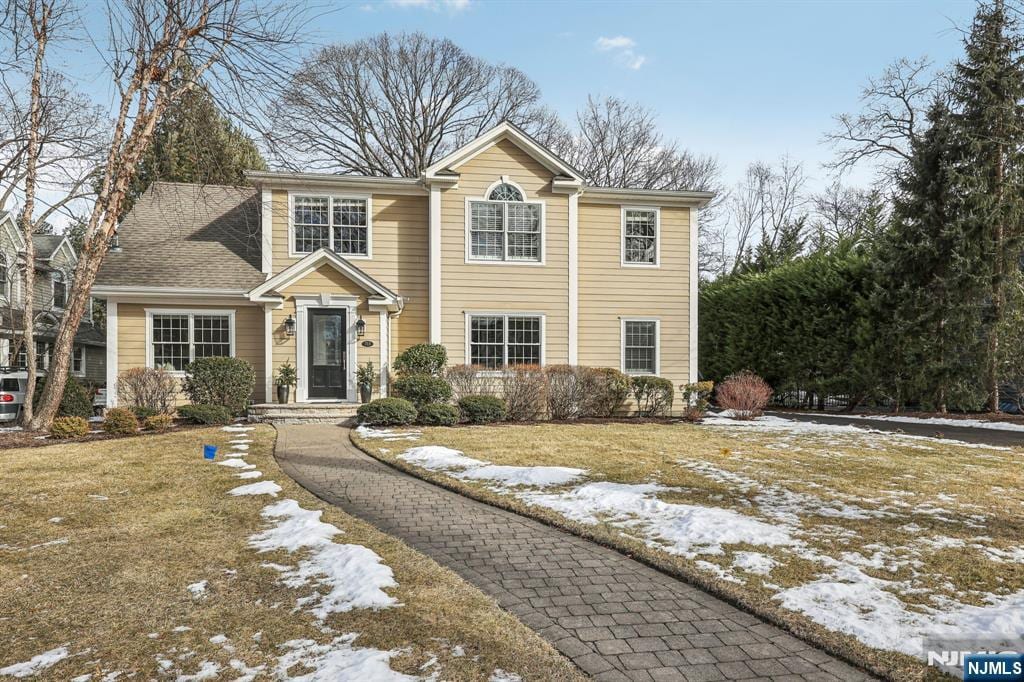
[275,424,873,682]
[768,411,1024,448]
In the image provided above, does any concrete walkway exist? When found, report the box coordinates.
[275,424,873,682]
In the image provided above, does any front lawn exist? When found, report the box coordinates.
[0,425,583,681]
[352,417,1024,681]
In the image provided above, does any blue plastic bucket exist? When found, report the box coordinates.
[203,444,217,460]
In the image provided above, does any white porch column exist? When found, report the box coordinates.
[105,299,118,407]
[264,304,274,403]
[379,310,389,398]
[689,207,699,383]
[428,184,442,343]
[568,191,579,365]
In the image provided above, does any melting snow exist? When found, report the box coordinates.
[249,499,398,619]
[732,552,777,576]
[0,646,70,678]
[217,459,255,470]
[229,481,281,497]
[489,671,522,682]
[274,635,417,681]
[236,470,263,480]
[398,445,585,489]
[186,581,208,598]
[355,425,422,441]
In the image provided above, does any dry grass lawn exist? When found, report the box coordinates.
[353,420,1024,681]
[0,424,583,681]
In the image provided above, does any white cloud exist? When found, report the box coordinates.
[594,35,647,71]
[386,0,472,10]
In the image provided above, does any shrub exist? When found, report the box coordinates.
[357,397,417,426]
[393,344,447,377]
[392,374,452,409]
[680,380,715,422]
[144,414,175,432]
[50,416,89,439]
[545,365,594,420]
[177,403,234,425]
[132,406,159,420]
[715,370,772,419]
[501,365,546,421]
[59,375,94,419]
[631,376,674,417]
[103,407,139,434]
[459,395,507,424]
[116,367,178,414]
[586,368,631,417]
[416,402,460,426]
[445,364,487,401]
[181,357,255,415]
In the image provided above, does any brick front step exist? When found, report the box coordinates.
[247,402,360,425]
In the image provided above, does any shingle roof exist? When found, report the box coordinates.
[95,182,263,290]
[31,234,65,259]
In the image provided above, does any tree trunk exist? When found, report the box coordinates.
[987,147,1006,413]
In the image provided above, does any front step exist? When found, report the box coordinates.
[248,402,360,425]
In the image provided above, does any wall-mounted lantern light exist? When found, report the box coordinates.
[356,316,366,337]
[284,314,296,336]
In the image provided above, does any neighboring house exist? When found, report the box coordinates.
[0,211,106,386]
[93,123,711,410]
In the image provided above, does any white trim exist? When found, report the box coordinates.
[620,317,661,377]
[261,188,273,276]
[621,206,661,268]
[483,176,527,200]
[581,186,714,207]
[689,207,699,383]
[287,192,373,260]
[568,191,579,365]
[248,249,399,306]
[106,300,118,407]
[264,304,274,402]
[425,121,584,184]
[50,237,77,265]
[378,310,388,398]
[464,311,546,369]
[0,212,27,251]
[50,269,67,310]
[464,195,546,265]
[246,170,426,195]
[429,184,442,343]
[294,297,358,403]
[144,308,236,374]
[91,285,248,298]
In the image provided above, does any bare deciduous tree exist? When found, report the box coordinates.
[4,0,305,429]
[825,57,946,180]
[266,32,563,176]
[727,157,808,274]
[808,181,888,249]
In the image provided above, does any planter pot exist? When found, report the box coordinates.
[276,385,290,405]
[359,384,372,404]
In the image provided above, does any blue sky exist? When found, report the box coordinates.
[328,0,976,191]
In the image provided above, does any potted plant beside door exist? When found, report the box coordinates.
[274,361,297,405]
[357,362,375,404]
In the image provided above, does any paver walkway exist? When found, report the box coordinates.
[275,424,874,682]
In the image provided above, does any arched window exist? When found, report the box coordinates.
[52,271,67,309]
[488,183,524,202]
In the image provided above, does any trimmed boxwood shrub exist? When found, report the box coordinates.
[357,397,417,426]
[587,368,631,417]
[144,414,175,432]
[103,407,139,434]
[630,376,674,417]
[416,402,459,426]
[392,374,452,409]
[50,416,90,439]
[458,395,507,424]
[181,357,255,415]
[177,403,233,425]
[393,343,447,377]
[132,406,159,421]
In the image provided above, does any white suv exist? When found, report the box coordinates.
[0,369,32,424]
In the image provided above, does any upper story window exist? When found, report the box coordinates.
[0,252,8,299]
[468,180,542,263]
[292,195,370,257]
[52,271,67,309]
[622,207,660,266]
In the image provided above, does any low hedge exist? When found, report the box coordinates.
[50,416,90,439]
[357,397,417,426]
[392,374,452,408]
[177,403,234,425]
[144,414,175,432]
[103,407,139,434]
[458,395,507,424]
[630,376,674,417]
[416,402,459,426]
[181,357,255,414]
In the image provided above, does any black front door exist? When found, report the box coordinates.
[308,309,346,399]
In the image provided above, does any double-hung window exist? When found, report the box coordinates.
[469,183,542,262]
[468,314,542,369]
[52,271,67,308]
[292,195,370,257]
[72,346,85,375]
[622,207,659,266]
[622,319,659,375]
[0,252,8,300]
[150,311,233,371]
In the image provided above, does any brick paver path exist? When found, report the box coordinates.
[275,424,873,682]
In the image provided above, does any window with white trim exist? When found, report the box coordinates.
[151,312,232,371]
[72,346,85,375]
[623,208,658,265]
[293,195,369,256]
[469,184,542,262]
[623,320,658,374]
[52,271,67,308]
[469,314,542,369]
[0,251,8,299]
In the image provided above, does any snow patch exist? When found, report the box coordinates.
[275,635,417,681]
[175,660,221,681]
[235,470,263,480]
[804,412,1024,433]
[732,552,777,576]
[399,446,485,470]
[489,671,522,682]
[355,425,421,441]
[217,459,255,470]
[0,646,70,678]
[229,481,281,497]
[249,499,398,618]
[186,581,208,598]
[398,445,585,489]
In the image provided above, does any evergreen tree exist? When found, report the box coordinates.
[867,100,983,411]
[950,0,1024,411]
[124,70,266,215]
